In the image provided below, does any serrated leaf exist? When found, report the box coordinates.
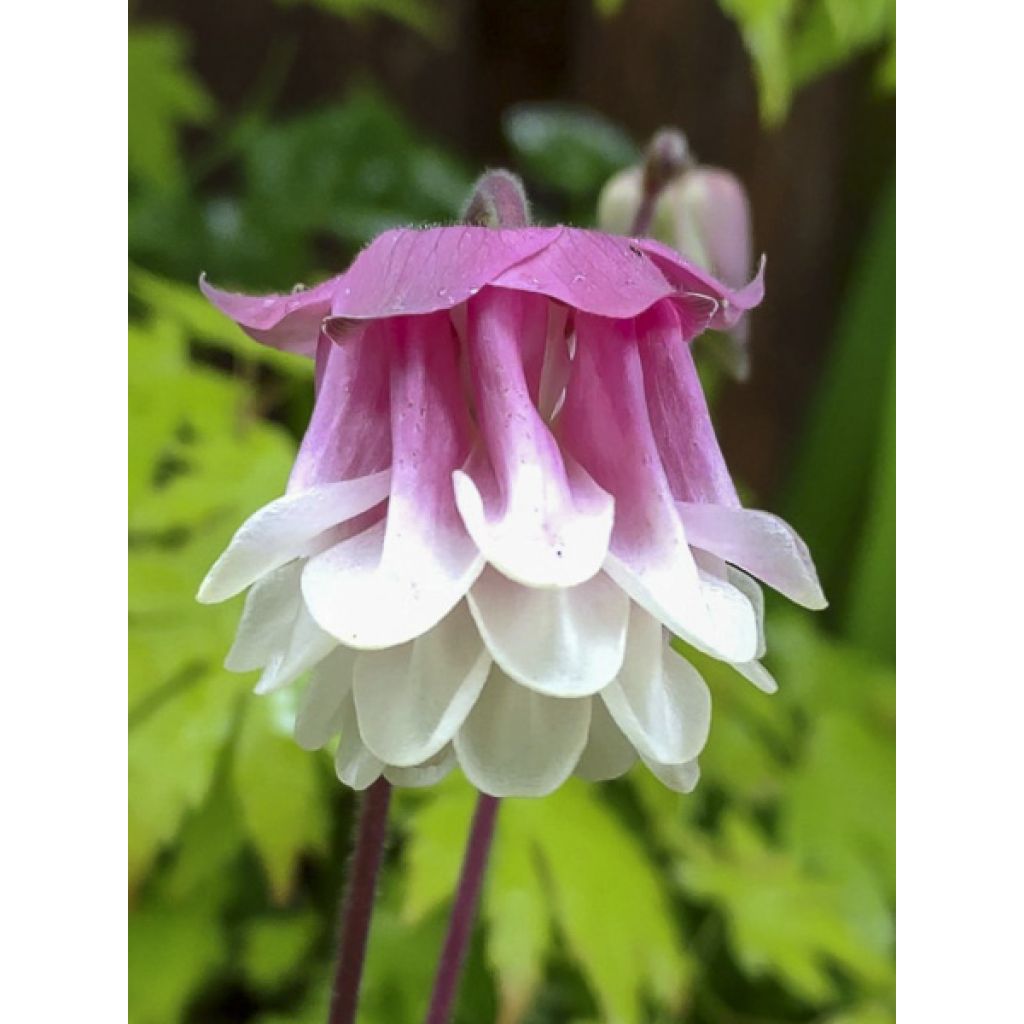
[681,812,891,1003]
[128,668,245,889]
[404,779,691,1024]
[232,691,330,902]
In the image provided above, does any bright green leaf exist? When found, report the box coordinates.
[128,28,213,188]
[232,691,330,902]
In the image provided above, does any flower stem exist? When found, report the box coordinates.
[424,794,501,1024]
[328,777,393,1024]
[631,127,690,236]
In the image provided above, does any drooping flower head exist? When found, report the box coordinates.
[198,192,824,798]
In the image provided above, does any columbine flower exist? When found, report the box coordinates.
[198,222,823,797]
[599,152,755,378]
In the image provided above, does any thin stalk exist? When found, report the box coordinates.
[328,777,393,1024]
[423,794,501,1024]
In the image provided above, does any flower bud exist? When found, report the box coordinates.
[598,156,755,379]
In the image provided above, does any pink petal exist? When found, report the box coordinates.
[633,237,764,331]
[636,302,740,507]
[302,312,485,648]
[288,323,391,492]
[328,226,560,320]
[559,312,757,663]
[453,289,613,588]
[199,273,342,356]
[490,228,677,318]
[676,502,827,610]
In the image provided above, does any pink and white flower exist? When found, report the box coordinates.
[198,225,824,797]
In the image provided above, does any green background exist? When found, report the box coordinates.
[128,2,895,1021]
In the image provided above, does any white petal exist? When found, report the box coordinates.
[642,757,701,793]
[695,567,762,663]
[302,519,484,650]
[467,567,629,697]
[197,472,392,603]
[732,660,778,694]
[454,669,591,797]
[601,605,711,764]
[294,646,358,750]
[574,697,637,781]
[726,567,766,659]
[334,694,384,790]
[224,561,303,671]
[353,602,490,767]
[254,597,336,694]
[384,746,457,788]
[678,502,827,609]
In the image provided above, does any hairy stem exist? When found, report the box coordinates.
[424,794,502,1024]
[328,777,393,1024]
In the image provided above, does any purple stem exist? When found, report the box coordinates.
[328,777,393,1024]
[424,794,502,1024]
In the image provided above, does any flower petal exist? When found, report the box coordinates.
[601,605,711,765]
[491,228,677,317]
[288,324,391,491]
[353,602,490,766]
[329,226,560,319]
[334,693,384,790]
[725,567,766,659]
[642,756,700,793]
[574,697,637,781]
[732,660,778,694]
[637,303,740,506]
[677,503,827,609]
[254,596,336,695]
[200,273,342,355]
[197,472,392,604]
[560,312,756,662]
[633,237,764,329]
[467,566,628,697]
[453,288,613,588]
[384,745,457,788]
[454,669,591,797]
[303,313,484,648]
[294,645,357,750]
[224,561,304,672]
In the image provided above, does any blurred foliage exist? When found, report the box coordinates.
[128,5,894,1023]
[714,0,896,125]
[502,105,639,225]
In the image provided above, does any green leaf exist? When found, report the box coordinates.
[404,779,691,1024]
[128,313,298,889]
[243,89,471,250]
[242,911,322,992]
[717,0,895,125]
[129,901,226,1024]
[784,176,895,643]
[232,691,331,902]
[681,813,891,1003]
[128,28,213,188]
[845,344,896,659]
[503,104,638,211]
